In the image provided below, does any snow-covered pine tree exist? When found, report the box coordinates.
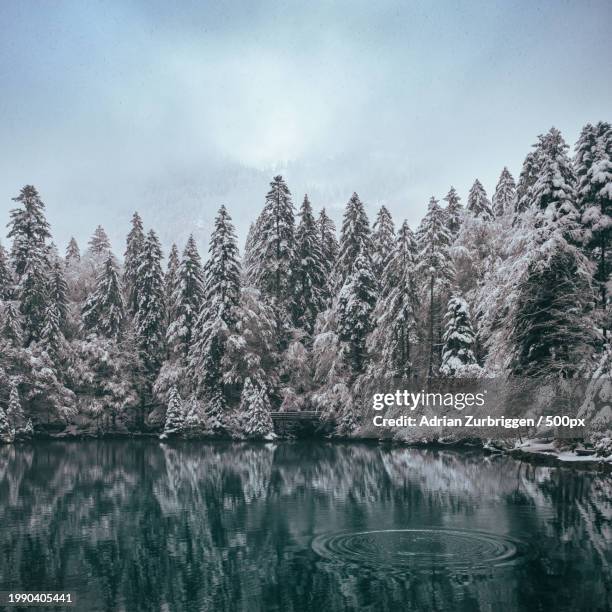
[8,185,51,279]
[246,176,295,310]
[65,237,81,264]
[81,253,125,340]
[371,205,395,278]
[467,179,493,219]
[134,230,166,375]
[189,206,241,401]
[240,377,273,439]
[1,301,22,346]
[576,121,612,312]
[510,234,595,377]
[291,195,326,335]
[162,386,184,437]
[337,252,378,375]
[87,225,111,259]
[124,212,145,316]
[416,197,455,378]
[165,243,180,323]
[443,186,463,238]
[334,193,372,290]
[317,208,339,288]
[40,302,64,360]
[167,236,205,357]
[6,377,26,432]
[492,167,517,218]
[0,242,13,300]
[367,221,419,379]
[183,394,204,433]
[530,127,580,240]
[7,186,51,345]
[49,259,69,329]
[440,295,477,376]
[516,150,541,216]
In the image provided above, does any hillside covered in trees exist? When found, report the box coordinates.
[0,123,611,451]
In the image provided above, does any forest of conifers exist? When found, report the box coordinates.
[0,122,611,447]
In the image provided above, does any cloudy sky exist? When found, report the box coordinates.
[1,0,611,256]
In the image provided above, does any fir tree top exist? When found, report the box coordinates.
[467,179,493,219]
[492,167,517,217]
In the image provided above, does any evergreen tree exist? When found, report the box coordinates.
[467,179,493,219]
[167,236,205,356]
[134,230,166,375]
[65,237,81,264]
[162,386,184,436]
[516,150,541,215]
[82,254,125,339]
[368,221,419,379]
[443,186,463,238]
[1,301,22,346]
[334,193,372,289]
[371,205,395,278]
[8,185,51,279]
[40,302,64,360]
[240,377,273,438]
[189,206,241,400]
[0,243,13,300]
[510,236,595,377]
[291,195,326,334]
[440,295,477,376]
[416,197,455,378]
[6,377,26,432]
[492,167,517,217]
[49,259,69,329]
[576,122,612,312]
[7,186,51,344]
[87,225,111,258]
[317,208,339,302]
[124,212,145,316]
[165,243,180,323]
[337,252,378,375]
[246,175,295,308]
[530,128,579,239]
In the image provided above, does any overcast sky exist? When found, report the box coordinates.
[1,0,611,257]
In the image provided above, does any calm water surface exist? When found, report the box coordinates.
[0,440,610,612]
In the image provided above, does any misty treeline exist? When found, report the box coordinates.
[0,122,611,443]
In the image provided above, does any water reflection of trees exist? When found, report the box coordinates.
[0,441,609,612]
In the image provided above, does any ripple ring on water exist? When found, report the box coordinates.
[312,528,527,572]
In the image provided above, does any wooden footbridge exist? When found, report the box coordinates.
[269,411,326,434]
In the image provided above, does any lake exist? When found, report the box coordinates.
[0,440,610,612]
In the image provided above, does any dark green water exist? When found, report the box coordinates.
[0,441,610,612]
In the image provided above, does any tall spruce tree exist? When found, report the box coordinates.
[440,295,478,376]
[246,176,295,309]
[416,197,455,378]
[1,301,22,346]
[65,237,81,264]
[7,186,51,344]
[189,206,241,401]
[82,253,125,340]
[317,208,339,302]
[0,243,12,300]
[40,302,64,360]
[334,193,372,290]
[167,235,205,356]
[576,121,612,313]
[240,377,273,439]
[124,212,145,316]
[134,230,166,375]
[467,179,493,219]
[337,252,377,375]
[291,195,326,335]
[87,225,111,258]
[165,243,180,323]
[49,259,69,329]
[162,386,185,436]
[368,220,419,379]
[371,205,395,278]
[492,167,517,218]
[516,150,541,215]
[443,186,463,238]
